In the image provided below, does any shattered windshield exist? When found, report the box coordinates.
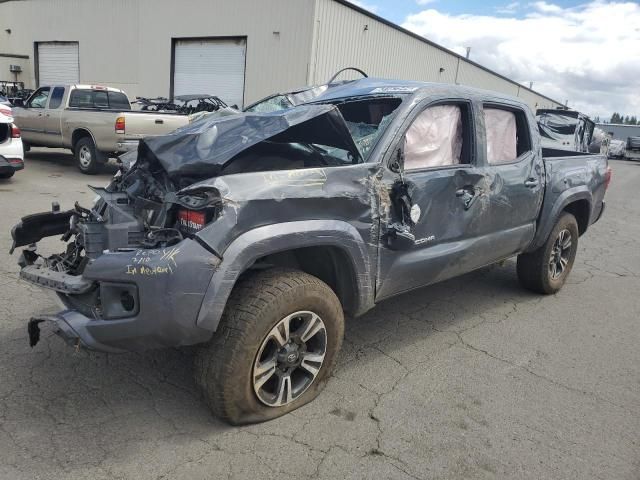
[322,97,403,159]
[245,94,293,113]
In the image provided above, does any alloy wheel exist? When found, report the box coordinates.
[549,228,572,280]
[252,311,327,407]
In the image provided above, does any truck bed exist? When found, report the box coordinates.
[529,149,608,253]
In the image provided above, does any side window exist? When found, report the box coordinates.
[48,87,65,109]
[27,87,51,108]
[484,106,531,164]
[404,104,466,170]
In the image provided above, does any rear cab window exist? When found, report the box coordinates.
[69,89,131,110]
[483,104,532,164]
[108,92,131,110]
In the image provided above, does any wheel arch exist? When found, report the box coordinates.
[527,187,592,252]
[196,220,376,332]
[562,199,590,235]
[71,128,97,150]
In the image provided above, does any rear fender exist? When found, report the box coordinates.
[527,187,592,252]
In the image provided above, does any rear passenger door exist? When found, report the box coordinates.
[480,104,543,249]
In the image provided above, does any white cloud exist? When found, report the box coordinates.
[402,1,640,118]
[347,0,379,13]
[496,2,520,14]
[529,1,563,13]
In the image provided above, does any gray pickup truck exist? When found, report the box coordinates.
[12,84,189,174]
[11,78,610,425]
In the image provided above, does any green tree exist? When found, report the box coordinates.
[610,112,622,123]
[629,116,638,125]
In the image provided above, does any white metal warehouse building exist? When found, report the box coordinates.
[0,0,563,110]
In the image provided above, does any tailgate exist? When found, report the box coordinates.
[122,113,188,140]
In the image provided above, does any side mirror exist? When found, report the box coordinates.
[11,98,25,107]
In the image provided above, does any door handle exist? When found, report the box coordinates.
[524,178,539,188]
[155,119,164,124]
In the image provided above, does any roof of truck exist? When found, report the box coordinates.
[40,84,126,94]
[306,77,528,108]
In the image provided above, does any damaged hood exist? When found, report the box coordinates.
[138,104,362,178]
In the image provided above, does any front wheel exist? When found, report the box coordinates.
[517,212,579,294]
[195,268,344,425]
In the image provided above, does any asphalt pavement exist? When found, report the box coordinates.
[0,149,638,479]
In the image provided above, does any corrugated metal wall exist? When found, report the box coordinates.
[312,0,562,110]
[310,0,459,85]
[0,0,314,106]
[0,0,562,109]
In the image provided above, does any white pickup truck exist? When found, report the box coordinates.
[12,85,190,173]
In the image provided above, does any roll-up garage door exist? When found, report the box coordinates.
[37,42,80,86]
[173,38,246,108]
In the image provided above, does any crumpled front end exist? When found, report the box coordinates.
[11,173,222,352]
[11,103,382,352]
[20,237,218,353]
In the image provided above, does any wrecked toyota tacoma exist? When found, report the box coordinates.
[11,78,611,424]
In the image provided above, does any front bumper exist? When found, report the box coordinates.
[21,238,220,352]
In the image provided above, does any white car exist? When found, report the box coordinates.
[0,104,24,179]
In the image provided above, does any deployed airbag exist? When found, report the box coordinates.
[138,104,361,178]
[484,108,517,164]
[404,105,462,170]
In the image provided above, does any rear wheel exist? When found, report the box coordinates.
[517,212,579,294]
[195,268,344,425]
[0,171,14,179]
[74,136,100,174]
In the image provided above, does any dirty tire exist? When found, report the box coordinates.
[0,171,14,179]
[517,212,579,294]
[74,136,100,174]
[195,268,344,425]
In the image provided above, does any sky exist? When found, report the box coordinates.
[347,0,640,120]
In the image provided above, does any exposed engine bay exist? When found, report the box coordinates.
[12,166,222,277]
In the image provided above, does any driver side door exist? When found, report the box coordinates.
[16,87,51,146]
[376,99,505,300]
